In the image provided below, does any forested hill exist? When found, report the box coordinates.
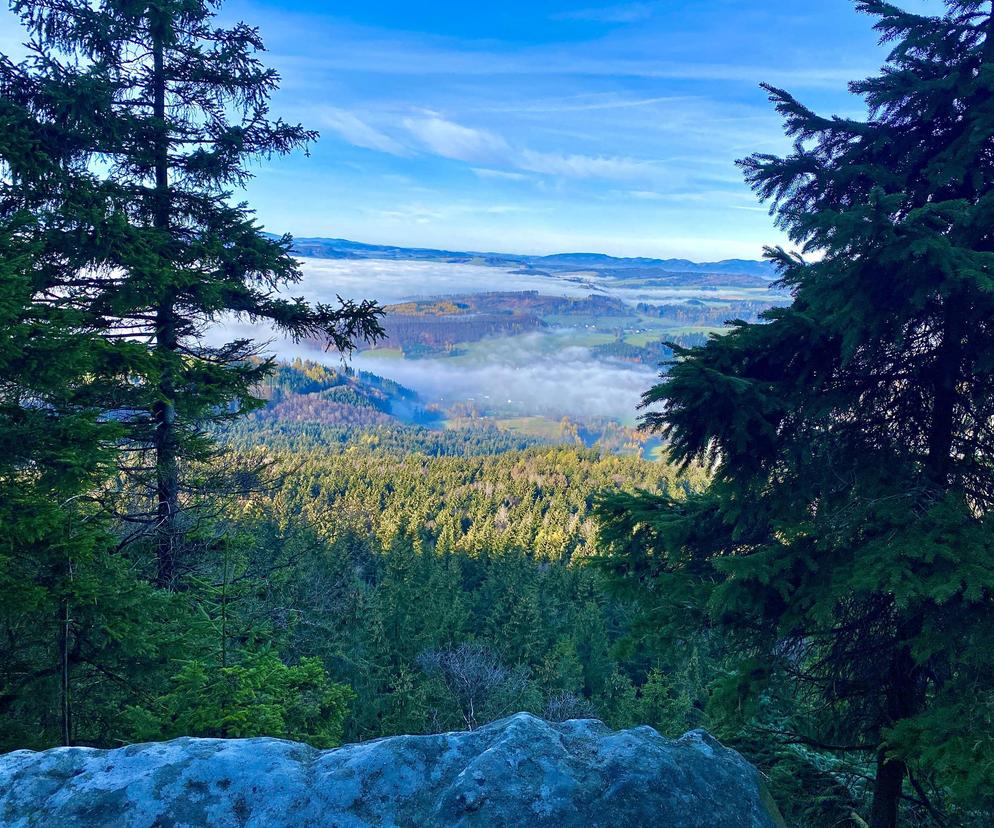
[282,236,776,281]
[228,359,554,455]
[253,359,435,427]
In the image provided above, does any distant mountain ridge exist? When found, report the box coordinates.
[284,236,777,280]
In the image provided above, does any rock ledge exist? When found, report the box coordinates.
[0,713,784,827]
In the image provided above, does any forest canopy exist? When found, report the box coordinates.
[1,1,994,828]
[597,2,994,826]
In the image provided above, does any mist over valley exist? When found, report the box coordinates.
[219,243,787,449]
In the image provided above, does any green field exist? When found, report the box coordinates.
[659,325,727,337]
[364,347,406,359]
[623,331,663,347]
[495,416,570,440]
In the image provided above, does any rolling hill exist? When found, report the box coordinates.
[282,236,776,281]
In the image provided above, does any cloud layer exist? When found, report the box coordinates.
[211,0,891,258]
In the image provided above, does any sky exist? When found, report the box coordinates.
[0,1,944,259]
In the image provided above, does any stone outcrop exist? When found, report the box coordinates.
[0,713,785,827]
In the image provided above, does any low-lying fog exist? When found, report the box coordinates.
[294,257,778,306]
[354,343,657,424]
[210,256,750,423]
[222,325,657,424]
[295,258,598,304]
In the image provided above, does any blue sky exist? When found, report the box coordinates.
[0,1,942,259]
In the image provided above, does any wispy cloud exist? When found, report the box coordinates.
[400,114,666,183]
[473,168,531,181]
[364,200,538,226]
[316,107,410,155]
[321,109,668,185]
[402,115,509,164]
[519,149,660,180]
[618,187,755,203]
[484,93,699,114]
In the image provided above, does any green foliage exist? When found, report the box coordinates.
[233,441,681,741]
[126,652,353,748]
[2,0,383,586]
[597,2,994,824]
[886,695,994,811]
[738,737,862,828]
[0,0,381,756]
[596,670,641,730]
[639,668,695,737]
[537,638,584,695]
[0,206,152,751]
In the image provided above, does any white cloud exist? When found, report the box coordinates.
[402,115,509,164]
[316,107,409,155]
[368,204,447,225]
[518,149,661,181]
[362,201,533,226]
[485,93,698,114]
[399,115,663,183]
[472,168,531,181]
[620,188,749,203]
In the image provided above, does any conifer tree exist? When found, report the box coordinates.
[597,2,994,824]
[0,70,129,746]
[5,0,383,586]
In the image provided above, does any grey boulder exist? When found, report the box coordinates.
[0,712,785,827]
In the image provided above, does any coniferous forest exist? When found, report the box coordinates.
[2,1,994,826]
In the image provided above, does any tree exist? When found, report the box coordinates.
[417,643,534,730]
[125,651,354,748]
[543,690,594,723]
[0,218,181,749]
[0,82,128,746]
[0,227,99,747]
[5,0,383,586]
[597,2,994,825]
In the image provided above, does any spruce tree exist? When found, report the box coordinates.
[5,0,383,586]
[597,2,994,824]
[0,65,119,746]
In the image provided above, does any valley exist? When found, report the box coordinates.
[4,0,990,824]
[239,241,788,452]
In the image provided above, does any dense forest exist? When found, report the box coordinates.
[2,1,994,827]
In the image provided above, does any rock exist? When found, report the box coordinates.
[0,713,785,828]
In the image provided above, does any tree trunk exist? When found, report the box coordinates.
[868,750,906,828]
[150,14,180,587]
[57,595,72,746]
[153,288,179,588]
[868,277,961,828]
[867,640,920,828]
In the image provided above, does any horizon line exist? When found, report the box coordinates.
[282,233,776,266]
